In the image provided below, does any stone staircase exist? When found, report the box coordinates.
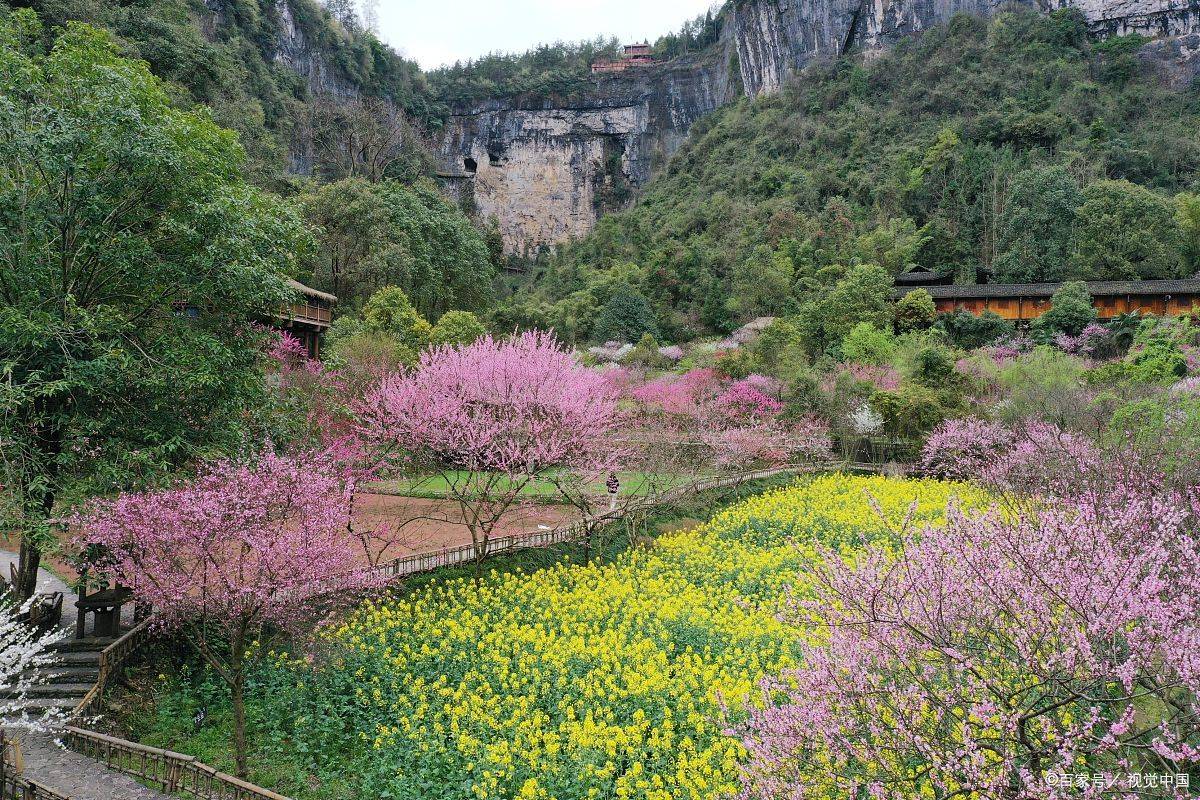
[4,637,106,720]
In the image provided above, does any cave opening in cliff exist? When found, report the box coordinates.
[463,157,477,174]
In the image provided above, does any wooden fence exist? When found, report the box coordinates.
[0,773,70,800]
[0,732,69,800]
[71,615,155,720]
[63,728,290,800]
[359,465,809,585]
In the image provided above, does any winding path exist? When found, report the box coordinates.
[1,550,170,800]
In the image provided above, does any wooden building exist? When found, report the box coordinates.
[591,43,656,73]
[276,279,335,358]
[893,279,1200,322]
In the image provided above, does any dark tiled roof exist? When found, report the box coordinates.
[893,279,1200,300]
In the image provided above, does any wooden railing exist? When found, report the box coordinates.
[360,464,816,584]
[0,732,70,800]
[71,615,155,720]
[63,728,291,800]
[0,773,70,800]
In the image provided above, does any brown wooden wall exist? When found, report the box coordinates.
[934,293,1200,321]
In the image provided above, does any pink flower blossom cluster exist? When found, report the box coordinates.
[358,332,622,476]
[739,486,1200,799]
[980,421,1104,498]
[739,373,784,397]
[1169,376,1200,398]
[657,345,685,362]
[920,417,1015,480]
[74,452,380,635]
[715,380,784,421]
[1054,323,1110,357]
[699,415,831,469]
[630,368,722,416]
[822,363,901,393]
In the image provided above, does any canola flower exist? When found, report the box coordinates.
[282,475,987,800]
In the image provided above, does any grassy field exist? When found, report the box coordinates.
[369,470,700,502]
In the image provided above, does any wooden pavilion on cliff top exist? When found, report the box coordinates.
[893,278,1200,322]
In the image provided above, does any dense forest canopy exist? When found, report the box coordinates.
[500,10,1200,344]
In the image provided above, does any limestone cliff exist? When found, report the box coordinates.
[438,48,736,257]
[442,0,1200,254]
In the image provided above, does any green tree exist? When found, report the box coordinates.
[0,13,309,596]
[303,179,495,316]
[893,289,937,333]
[935,309,1015,349]
[591,284,660,344]
[796,264,892,356]
[727,245,794,319]
[362,286,433,350]
[1071,180,1185,280]
[840,323,896,366]
[1176,192,1200,275]
[993,166,1082,282]
[750,318,804,376]
[1032,281,1097,338]
[430,310,487,349]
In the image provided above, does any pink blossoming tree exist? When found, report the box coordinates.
[920,417,1016,480]
[739,490,1200,800]
[75,452,380,776]
[357,332,623,573]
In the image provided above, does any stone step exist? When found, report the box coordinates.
[48,637,115,654]
[1,696,80,718]
[41,666,99,685]
[3,683,93,700]
[51,650,102,666]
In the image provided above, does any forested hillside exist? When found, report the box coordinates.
[507,11,1200,343]
[2,0,500,314]
[8,0,440,182]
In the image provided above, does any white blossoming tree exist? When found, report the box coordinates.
[0,600,64,731]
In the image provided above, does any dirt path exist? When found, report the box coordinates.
[352,494,581,563]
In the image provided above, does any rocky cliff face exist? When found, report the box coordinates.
[443,0,1200,254]
[730,0,1200,94]
[438,48,737,257]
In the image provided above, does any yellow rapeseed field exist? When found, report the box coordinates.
[305,475,987,800]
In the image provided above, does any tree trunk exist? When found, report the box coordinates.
[14,538,41,600]
[15,418,62,600]
[230,628,248,778]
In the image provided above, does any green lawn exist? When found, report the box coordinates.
[368,470,699,502]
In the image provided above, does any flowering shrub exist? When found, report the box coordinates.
[714,381,784,421]
[848,402,883,436]
[630,368,721,416]
[1053,322,1111,357]
[701,423,789,468]
[587,341,634,363]
[980,421,1102,497]
[821,363,901,393]
[738,373,784,397]
[657,344,684,362]
[265,476,980,799]
[920,417,1015,480]
[1170,376,1200,398]
[739,488,1200,800]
